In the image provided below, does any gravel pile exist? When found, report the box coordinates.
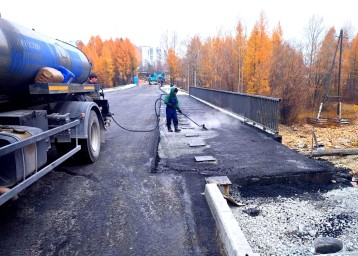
[230,180,358,256]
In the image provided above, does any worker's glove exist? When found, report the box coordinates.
[177,109,182,113]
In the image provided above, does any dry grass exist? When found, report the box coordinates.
[296,103,358,123]
[279,106,358,178]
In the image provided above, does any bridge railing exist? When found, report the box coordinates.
[189,87,281,134]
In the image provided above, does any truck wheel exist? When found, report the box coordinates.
[80,110,101,163]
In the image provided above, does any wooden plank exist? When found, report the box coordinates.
[301,148,358,157]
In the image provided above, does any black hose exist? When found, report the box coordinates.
[111,97,162,132]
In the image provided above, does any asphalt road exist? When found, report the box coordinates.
[0,85,223,256]
[157,92,331,185]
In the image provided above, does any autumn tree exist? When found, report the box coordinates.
[97,45,115,87]
[161,30,179,54]
[303,15,324,67]
[112,38,135,84]
[198,39,214,88]
[345,33,358,102]
[302,15,324,107]
[81,35,139,87]
[76,40,86,51]
[82,36,100,74]
[185,36,202,88]
[270,45,308,123]
[210,37,223,89]
[198,37,222,88]
[269,22,284,95]
[172,12,358,125]
[243,13,272,95]
[214,36,236,91]
[338,28,352,103]
[88,36,104,56]
[167,48,179,85]
[233,21,246,92]
[310,27,340,116]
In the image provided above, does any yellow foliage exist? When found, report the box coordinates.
[243,13,272,95]
[82,36,138,87]
[167,48,179,81]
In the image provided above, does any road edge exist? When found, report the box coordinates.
[205,184,260,256]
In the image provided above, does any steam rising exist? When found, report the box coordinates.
[188,112,240,129]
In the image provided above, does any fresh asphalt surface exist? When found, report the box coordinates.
[0,84,223,256]
[157,90,331,185]
[0,84,331,256]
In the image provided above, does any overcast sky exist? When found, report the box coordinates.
[1,0,357,48]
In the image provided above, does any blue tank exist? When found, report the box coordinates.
[0,17,91,95]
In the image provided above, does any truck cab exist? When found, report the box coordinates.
[147,72,165,85]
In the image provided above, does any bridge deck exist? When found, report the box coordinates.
[157,93,333,186]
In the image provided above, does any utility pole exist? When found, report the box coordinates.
[187,59,190,89]
[337,29,343,120]
[316,29,344,121]
[194,68,196,87]
[194,54,198,87]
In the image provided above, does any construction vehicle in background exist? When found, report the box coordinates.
[147,72,165,85]
[0,17,112,205]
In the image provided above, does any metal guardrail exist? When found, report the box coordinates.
[189,87,281,134]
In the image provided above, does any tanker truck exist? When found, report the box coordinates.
[0,17,112,206]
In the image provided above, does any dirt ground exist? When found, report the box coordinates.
[278,123,358,178]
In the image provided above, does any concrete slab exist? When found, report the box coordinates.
[189,141,206,147]
[185,133,199,137]
[195,156,216,162]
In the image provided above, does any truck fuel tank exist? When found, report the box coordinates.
[0,125,49,187]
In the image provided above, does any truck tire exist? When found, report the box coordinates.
[80,110,101,163]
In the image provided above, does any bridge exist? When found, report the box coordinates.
[0,84,340,256]
[157,85,336,255]
[157,86,331,185]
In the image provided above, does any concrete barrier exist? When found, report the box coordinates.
[205,184,259,256]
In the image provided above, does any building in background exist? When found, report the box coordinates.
[140,46,166,71]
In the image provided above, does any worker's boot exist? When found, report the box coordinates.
[168,126,173,132]
[175,127,181,132]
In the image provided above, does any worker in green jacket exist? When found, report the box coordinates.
[164,87,182,132]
